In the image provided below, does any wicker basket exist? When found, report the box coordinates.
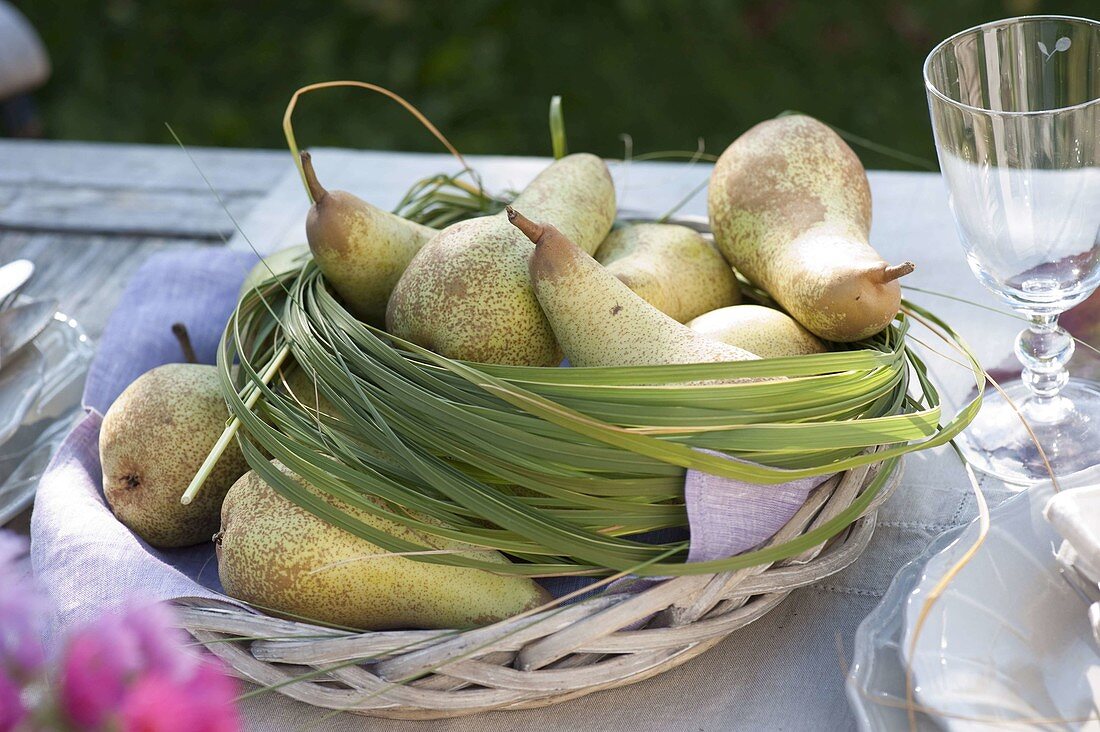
[176,453,900,719]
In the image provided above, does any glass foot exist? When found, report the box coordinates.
[957,378,1100,486]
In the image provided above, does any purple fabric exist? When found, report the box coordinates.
[686,450,831,562]
[30,247,822,639]
[81,248,256,416]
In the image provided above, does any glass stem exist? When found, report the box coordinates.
[1014,312,1074,401]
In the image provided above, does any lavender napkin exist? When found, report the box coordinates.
[30,247,821,638]
[686,451,827,562]
[81,249,256,415]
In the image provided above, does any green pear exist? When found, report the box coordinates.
[100,363,249,548]
[708,115,913,342]
[302,151,436,324]
[238,244,311,299]
[217,462,552,630]
[594,223,740,322]
[508,208,758,368]
[386,153,616,366]
[688,305,826,358]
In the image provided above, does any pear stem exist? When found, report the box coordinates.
[506,206,545,244]
[171,322,199,364]
[882,262,916,283]
[299,151,327,205]
[180,342,291,505]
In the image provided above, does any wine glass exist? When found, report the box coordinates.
[925,15,1100,485]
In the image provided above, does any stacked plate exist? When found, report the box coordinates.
[849,485,1100,730]
[0,260,94,525]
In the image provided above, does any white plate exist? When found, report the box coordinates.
[849,519,965,730]
[850,487,1100,730]
[904,487,1100,730]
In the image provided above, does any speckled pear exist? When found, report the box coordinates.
[302,151,435,324]
[708,115,913,342]
[594,223,741,323]
[216,462,552,630]
[387,153,615,365]
[688,305,826,358]
[508,208,759,368]
[100,364,249,548]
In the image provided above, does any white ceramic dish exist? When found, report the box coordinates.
[902,486,1100,730]
[849,488,1100,730]
[849,518,965,731]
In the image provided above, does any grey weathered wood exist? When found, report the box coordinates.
[0,140,286,239]
[0,184,262,239]
[0,230,199,339]
[0,140,285,192]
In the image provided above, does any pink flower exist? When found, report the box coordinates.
[0,672,26,732]
[58,612,143,729]
[1,538,241,731]
[122,603,195,681]
[121,661,239,732]
[58,603,239,731]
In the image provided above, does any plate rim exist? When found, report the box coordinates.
[846,490,1033,730]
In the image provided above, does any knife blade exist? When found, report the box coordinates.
[0,300,57,370]
[0,260,34,311]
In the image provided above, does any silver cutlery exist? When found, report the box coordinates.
[0,299,57,370]
[0,346,45,446]
[0,260,34,311]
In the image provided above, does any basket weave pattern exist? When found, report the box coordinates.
[178,455,899,719]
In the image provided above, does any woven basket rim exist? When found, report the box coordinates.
[180,455,901,718]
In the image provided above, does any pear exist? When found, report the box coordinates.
[708,114,914,342]
[508,208,758,369]
[594,223,741,323]
[238,244,311,299]
[386,153,615,366]
[688,305,826,358]
[100,363,249,548]
[217,462,552,630]
[302,151,435,324]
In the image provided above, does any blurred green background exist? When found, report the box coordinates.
[14,0,1095,168]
